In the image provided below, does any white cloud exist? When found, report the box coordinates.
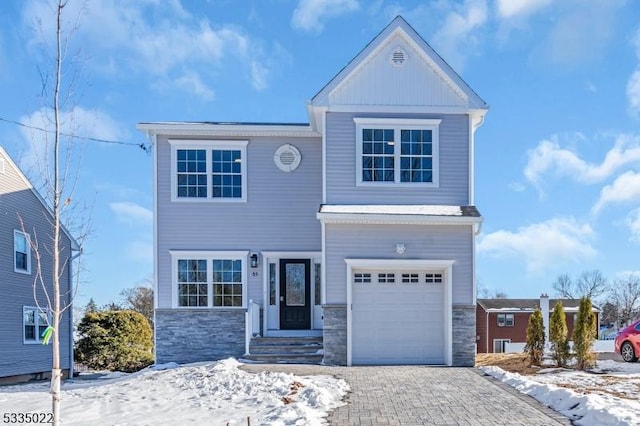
[592,171,640,215]
[524,134,640,191]
[291,0,359,33]
[125,240,154,264]
[477,217,597,273]
[495,0,551,19]
[175,72,215,101]
[508,182,526,192]
[110,201,152,225]
[628,30,640,118]
[431,0,487,71]
[626,209,640,243]
[21,0,276,97]
[18,107,128,174]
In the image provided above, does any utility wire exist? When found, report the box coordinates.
[0,116,149,152]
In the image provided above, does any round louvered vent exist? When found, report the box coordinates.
[274,144,301,172]
[390,47,407,67]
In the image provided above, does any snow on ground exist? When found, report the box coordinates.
[480,360,640,426]
[0,358,349,425]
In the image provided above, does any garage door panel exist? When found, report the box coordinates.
[352,269,445,365]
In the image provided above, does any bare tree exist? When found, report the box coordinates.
[576,270,609,301]
[609,275,640,327]
[552,273,574,298]
[120,277,154,327]
[552,270,608,301]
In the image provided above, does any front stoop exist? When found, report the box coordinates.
[243,337,324,364]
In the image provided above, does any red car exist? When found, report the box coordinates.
[615,320,640,362]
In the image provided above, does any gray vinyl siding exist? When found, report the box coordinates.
[155,136,322,309]
[325,112,470,205]
[0,149,73,378]
[324,223,474,305]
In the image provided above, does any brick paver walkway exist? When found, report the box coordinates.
[240,364,571,425]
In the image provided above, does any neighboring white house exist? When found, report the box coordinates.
[138,16,488,366]
[0,146,79,383]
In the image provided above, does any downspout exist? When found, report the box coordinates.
[486,310,489,353]
[145,130,159,363]
[69,247,82,378]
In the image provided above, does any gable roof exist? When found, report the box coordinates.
[477,298,600,312]
[310,15,488,110]
[0,146,80,251]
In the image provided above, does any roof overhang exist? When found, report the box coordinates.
[137,122,320,138]
[317,204,482,225]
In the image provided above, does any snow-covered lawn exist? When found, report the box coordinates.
[0,359,348,425]
[480,360,640,425]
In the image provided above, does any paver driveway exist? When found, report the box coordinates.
[240,364,571,426]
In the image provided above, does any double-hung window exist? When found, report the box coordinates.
[14,230,31,274]
[354,118,440,186]
[170,140,248,202]
[23,306,50,344]
[497,313,514,327]
[171,251,247,308]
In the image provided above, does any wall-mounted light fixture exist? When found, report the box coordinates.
[395,243,406,255]
[250,253,259,268]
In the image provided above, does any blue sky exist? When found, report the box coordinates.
[1,0,639,306]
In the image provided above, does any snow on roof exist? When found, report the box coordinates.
[319,205,478,216]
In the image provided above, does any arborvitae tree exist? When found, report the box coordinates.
[84,298,99,314]
[524,308,545,366]
[573,296,597,370]
[75,310,154,372]
[549,301,570,367]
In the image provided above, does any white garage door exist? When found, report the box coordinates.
[352,269,445,365]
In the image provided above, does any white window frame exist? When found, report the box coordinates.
[354,118,441,187]
[493,338,511,353]
[169,139,248,203]
[14,230,31,274]
[23,306,51,344]
[170,250,248,309]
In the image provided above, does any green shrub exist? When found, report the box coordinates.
[549,301,570,367]
[524,308,545,366]
[573,296,597,370]
[75,310,154,372]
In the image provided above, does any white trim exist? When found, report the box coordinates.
[169,250,249,309]
[260,251,321,259]
[354,118,441,188]
[13,230,31,274]
[169,139,248,203]
[317,212,481,225]
[493,338,511,354]
[327,105,479,114]
[321,223,326,306]
[138,123,319,138]
[344,258,454,366]
[150,132,159,361]
[0,158,5,174]
[23,306,51,344]
[321,109,327,203]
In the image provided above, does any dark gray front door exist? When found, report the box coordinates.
[279,259,311,329]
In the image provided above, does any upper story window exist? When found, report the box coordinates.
[497,313,514,327]
[171,251,248,309]
[14,230,31,274]
[170,140,248,202]
[354,118,441,187]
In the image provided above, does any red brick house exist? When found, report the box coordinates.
[476,294,600,353]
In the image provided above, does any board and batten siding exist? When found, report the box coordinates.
[155,136,322,308]
[324,223,474,305]
[325,112,470,205]
[0,149,72,378]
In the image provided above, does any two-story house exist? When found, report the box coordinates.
[0,146,79,383]
[138,16,488,366]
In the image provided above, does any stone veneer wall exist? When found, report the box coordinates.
[322,305,347,365]
[155,309,245,364]
[452,305,476,366]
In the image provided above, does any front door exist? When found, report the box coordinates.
[279,259,311,329]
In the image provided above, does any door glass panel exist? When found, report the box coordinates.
[269,263,276,306]
[314,263,321,306]
[286,263,305,306]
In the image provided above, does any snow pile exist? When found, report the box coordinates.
[480,364,640,425]
[0,358,349,425]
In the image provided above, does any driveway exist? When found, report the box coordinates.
[240,364,571,425]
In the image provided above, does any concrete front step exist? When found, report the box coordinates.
[246,337,324,364]
[242,353,324,364]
